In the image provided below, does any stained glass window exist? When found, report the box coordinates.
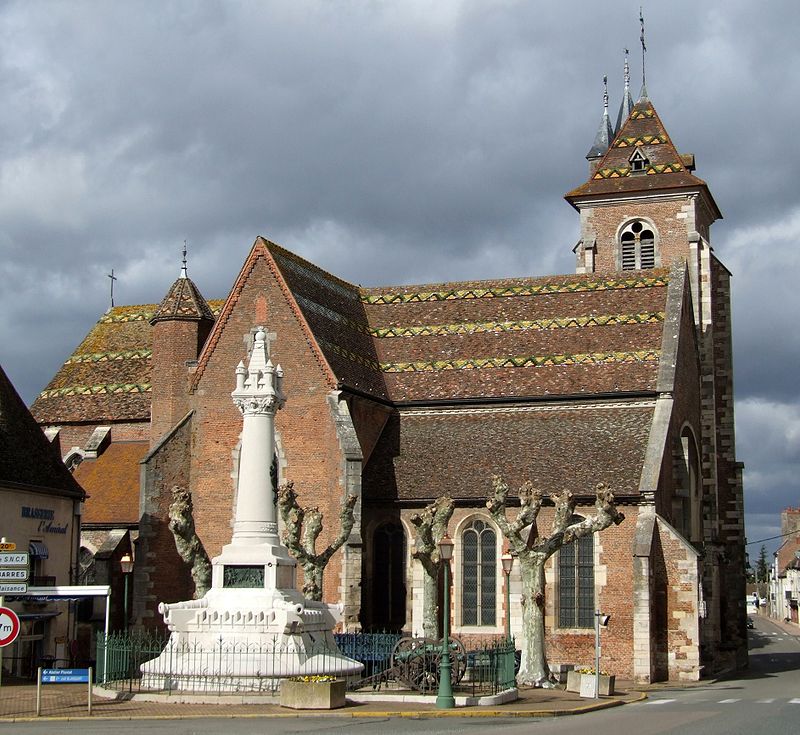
[461,519,496,626]
[558,531,594,628]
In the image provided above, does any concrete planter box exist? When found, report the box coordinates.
[280,679,346,710]
[566,671,615,696]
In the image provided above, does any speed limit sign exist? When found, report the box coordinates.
[0,606,20,647]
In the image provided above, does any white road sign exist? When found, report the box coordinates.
[0,552,29,566]
[0,583,27,594]
[0,569,28,581]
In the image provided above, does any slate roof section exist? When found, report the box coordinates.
[73,441,148,524]
[151,276,215,324]
[31,301,223,425]
[265,242,388,400]
[0,363,85,497]
[565,98,720,213]
[362,401,655,501]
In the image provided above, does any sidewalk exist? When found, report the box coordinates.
[0,680,645,722]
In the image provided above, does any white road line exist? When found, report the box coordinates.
[647,699,676,705]
[718,698,741,703]
[788,698,800,704]
[756,699,776,703]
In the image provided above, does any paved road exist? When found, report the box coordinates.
[3,615,798,735]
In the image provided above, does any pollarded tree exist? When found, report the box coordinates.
[486,476,624,687]
[410,495,454,639]
[168,486,212,599]
[277,480,357,601]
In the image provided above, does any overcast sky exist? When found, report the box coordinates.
[1,1,797,560]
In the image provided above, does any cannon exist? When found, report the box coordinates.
[349,635,467,693]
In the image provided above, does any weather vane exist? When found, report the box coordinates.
[107,268,117,308]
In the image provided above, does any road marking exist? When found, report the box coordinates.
[756,699,776,703]
[718,698,740,703]
[788,698,800,704]
[647,699,676,705]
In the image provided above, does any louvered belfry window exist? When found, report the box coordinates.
[462,519,497,626]
[620,220,656,270]
[558,531,594,629]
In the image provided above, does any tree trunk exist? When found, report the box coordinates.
[517,554,553,687]
[303,563,324,601]
[421,566,439,639]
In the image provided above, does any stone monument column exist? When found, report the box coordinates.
[209,326,297,592]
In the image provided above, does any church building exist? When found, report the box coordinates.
[31,80,747,682]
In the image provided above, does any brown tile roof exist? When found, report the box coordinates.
[34,243,672,424]
[30,301,223,425]
[73,441,149,524]
[0,363,84,496]
[151,276,215,323]
[565,99,719,213]
[362,401,655,501]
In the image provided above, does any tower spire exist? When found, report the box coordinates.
[615,48,635,133]
[638,7,648,101]
[181,240,188,278]
[586,75,615,168]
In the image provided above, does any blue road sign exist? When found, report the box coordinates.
[42,668,91,684]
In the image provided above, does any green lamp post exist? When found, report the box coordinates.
[120,552,133,631]
[501,551,515,687]
[436,534,455,709]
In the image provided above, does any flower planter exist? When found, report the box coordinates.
[566,671,615,696]
[280,678,347,710]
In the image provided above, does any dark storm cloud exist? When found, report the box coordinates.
[1,0,797,550]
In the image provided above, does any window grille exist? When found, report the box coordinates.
[461,519,497,626]
[558,532,594,628]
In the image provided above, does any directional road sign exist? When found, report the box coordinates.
[0,569,28,582]
[0,606,21,647]
[0,552,29,566]
[42,669,91,684]
[0,584,28,594]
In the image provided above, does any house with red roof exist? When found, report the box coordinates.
[30,89,746,682]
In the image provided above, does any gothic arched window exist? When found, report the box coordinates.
[461,519,497,626]
[619,220,657,270]
[558,526,594,628]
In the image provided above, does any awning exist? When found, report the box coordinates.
[17,611,61,621]
[29,541,49,559]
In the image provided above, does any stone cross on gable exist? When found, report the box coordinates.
[244,326,277,358]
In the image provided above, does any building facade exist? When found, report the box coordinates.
[0,364,85,677]
[31,89,747,682]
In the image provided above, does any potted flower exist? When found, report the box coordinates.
[280,675,347,710]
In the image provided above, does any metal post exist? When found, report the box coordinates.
[594,610,601,699]
[123,572,129,633]
[436,560,455,709]
[88,667,93,715]
[504,568,512,687]
[36,667,42,716]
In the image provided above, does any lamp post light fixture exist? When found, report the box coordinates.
[436,534,455,709]
[120,552,134,632]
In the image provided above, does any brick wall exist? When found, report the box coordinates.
[189,247,350,606]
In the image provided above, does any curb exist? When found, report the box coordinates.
[0,691,647,722]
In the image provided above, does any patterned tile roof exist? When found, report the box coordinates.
[30,301,223,424]
[73,441,148,524]
[0,363,84,496]
[363,401,655,501]
[151,276,216,324]
[565,99,717,205]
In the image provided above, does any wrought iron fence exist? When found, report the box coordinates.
[95,631,517,697]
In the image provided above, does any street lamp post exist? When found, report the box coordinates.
[120,552,134,632]
[501,552,514,687]
[436,534,455,709]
